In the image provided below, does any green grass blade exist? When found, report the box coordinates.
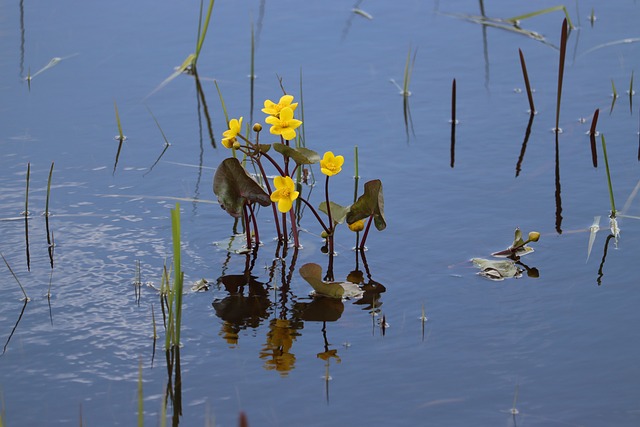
[214,80,229,125]
[137,359,144,427]
[171,204,183,348]
[146,54,196,99]
[146,106,171,147]
[114,100,124,140]
[45,162,54,217]
[250,22,256,126]
[508,5,574,29]
[298,68,306,147]
[1,252,29,301]
[610,79,619,115]
[194,0,216,65]
[601,134,617,216]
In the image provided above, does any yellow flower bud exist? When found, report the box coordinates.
[528,231,540,242]
[253,123,262,132]
[320,230,329,238]
[232,140,241,149]
[348,219,365,232]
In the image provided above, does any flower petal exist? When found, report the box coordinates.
[222,137,234,149]
[273,176,286,190]
[277,197,293,213]
[281,128,296,140]
[279,107,294,121]
[282,176,295,191]
[279,95,294,106]
[320,167,334,176]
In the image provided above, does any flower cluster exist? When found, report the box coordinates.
[213,91,386,269]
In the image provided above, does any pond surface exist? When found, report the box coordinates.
[1,1,640,426]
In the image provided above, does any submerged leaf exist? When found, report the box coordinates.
[299,263,363,299]
[213,158,271,218]
[319,201,350,225]
[346,179,386,231]
[273,145,320,165]
[472,258,523,281]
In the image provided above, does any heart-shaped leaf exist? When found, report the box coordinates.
[346,179,386,231]
[273,144,320,165]
[318,201,351,225]
[213,158,271,218]
[299,263,363,299]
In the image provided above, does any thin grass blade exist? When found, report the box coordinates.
[508,5,574,29]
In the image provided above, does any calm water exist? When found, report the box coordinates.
[1,1,640,426]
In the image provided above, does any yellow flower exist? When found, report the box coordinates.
[320,151,344,176]
[348,219,365,232]
[262,95,298,117]
[221,117,242,149]
[265,107,302,140]
[270,176,299,213]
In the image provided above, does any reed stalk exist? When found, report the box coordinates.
[24,162,30,271]
[555,19,568,134]
[601,134,617,216]
[518,49,535,114]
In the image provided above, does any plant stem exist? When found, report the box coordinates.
[359,214,374,250]
[288,209,300,248]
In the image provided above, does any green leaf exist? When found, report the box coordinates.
[273,144,320,165]
[299,263,364,299]
[318,201,350,225]
[258,144,272,154]
[346,179,386,231]
[512,228,525,248]
[213,158,271,218]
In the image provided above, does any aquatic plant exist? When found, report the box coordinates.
[0,252,29,301]
[212,91,387,269]
[555,18,568,134]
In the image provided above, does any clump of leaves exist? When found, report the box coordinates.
[491,228,540,258]
[472,228,541,281]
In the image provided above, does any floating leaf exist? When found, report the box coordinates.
[273,144,320,165]
[299,263,363,299]
[190,278,210,292]
[319,201,350,225]
[346,179,386,231]
[213,158,271,218]
[472,258,523,281]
